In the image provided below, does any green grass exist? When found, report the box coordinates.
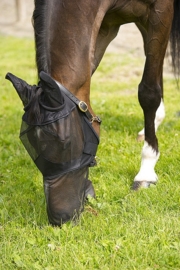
[0,35,180,270]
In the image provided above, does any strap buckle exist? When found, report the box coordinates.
[78,101,88,112]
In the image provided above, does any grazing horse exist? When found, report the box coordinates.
[6,0,180,226]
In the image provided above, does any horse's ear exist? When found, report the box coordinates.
[5,73,34,106]
[39,71,64,107]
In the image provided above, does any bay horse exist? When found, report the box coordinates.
[6,0,180,226]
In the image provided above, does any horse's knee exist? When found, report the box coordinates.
[138,82,161,112]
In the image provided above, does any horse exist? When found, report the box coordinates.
[6,0,180,226]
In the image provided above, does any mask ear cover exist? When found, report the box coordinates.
[5,72,35,106]
[39,71,64,107]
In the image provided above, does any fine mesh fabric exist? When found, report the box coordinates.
[44,167,88,225]
[20,108,84,179]
[6,72,99,226]
[20,101,99,180]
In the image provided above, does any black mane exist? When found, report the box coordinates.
[33,0,50,76]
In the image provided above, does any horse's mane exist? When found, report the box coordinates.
[33,0,50,76]
[27,0,51,123]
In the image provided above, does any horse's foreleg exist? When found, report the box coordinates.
[132,3,173,190]
[133,80,161,190]
[136,23,165,142]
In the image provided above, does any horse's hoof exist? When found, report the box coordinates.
[137,134,144,142]
[85,179,96,199]
[132,181,156,191]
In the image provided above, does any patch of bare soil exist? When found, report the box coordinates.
[0,0,34,38]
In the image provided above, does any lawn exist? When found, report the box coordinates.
[0,36,180,270]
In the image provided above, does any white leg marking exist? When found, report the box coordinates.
[154,99,165,132]
[138,99,165,136]
[134,141,160,183]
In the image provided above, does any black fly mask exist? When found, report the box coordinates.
[6,72,100,226]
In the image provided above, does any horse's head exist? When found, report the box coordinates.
[6,72,99,226]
